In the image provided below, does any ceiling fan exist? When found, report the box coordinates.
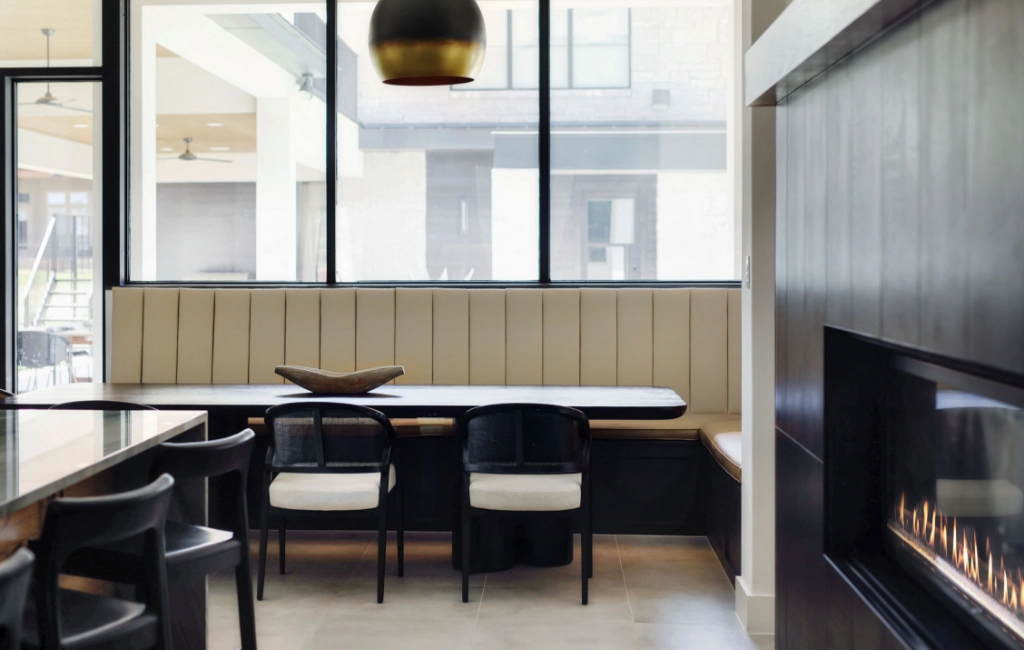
[18,29,91,114]
[159,138,232,163]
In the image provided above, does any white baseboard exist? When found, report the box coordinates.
[735,575,775,635]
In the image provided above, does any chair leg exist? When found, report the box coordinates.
[257,502,269,601]
[377,503,388,604]
[279,517,286,575]
[585,472,593,605]
[235,556,258,650]
[397,477,405,578]
[462,497,471,603]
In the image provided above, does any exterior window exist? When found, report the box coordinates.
[129,1,328,282]
[460,8,631,91]
[0,3,101,67]
[336,2,539,281]
[550,0,735,280]
[120,0,736,284]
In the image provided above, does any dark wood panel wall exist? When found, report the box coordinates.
[773,0,1024,647]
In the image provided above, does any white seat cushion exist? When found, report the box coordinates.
[469,473,582,512]
[269,465,396,511]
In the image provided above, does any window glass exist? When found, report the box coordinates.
[572,9,630,89]
[129,0,328,281]
[16,82,102,391]
[467,10,509,90]
[0,2,101,68]
[336,1,539,281]
[550,0,736,280]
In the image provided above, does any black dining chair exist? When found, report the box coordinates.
[0,548,33,650]
[259,402,404,604]
[60,430,258,650]
[24,474,175,650]
[48,400,157,411]
[459,403,593,605]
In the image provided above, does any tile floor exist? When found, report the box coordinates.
[209,532,773,650]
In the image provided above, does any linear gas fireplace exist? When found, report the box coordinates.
[825,328,1024,650]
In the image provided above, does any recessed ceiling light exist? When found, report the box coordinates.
[159,147,174,152]
[207,122,223,127]
[210,146,230,152]
[72,123,89,129]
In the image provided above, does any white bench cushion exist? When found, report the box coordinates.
[269,465,396,511]
[469,473,582,512]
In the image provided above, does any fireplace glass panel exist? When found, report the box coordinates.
[887,362,1024,648]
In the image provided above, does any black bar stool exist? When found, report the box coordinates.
[24,474,175,650]
[259,402,404,604]
[48,400,157,411]
[458,403,593,605]
[0,548,33,650]
[61,430,258,650]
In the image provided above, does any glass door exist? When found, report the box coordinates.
[15,81,102,391]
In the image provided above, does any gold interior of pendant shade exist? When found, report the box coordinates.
[371,38,484,85]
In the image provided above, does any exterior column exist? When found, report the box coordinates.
[256,97,297,281]
[130,5,158,281]
[736,0,786,636]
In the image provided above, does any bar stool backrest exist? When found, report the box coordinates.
[459,403,591,475]
[265,402,397,472]
[0,548,33,650]
[150,429,255,539]
[48,400,157,411]
[34,475,175,649]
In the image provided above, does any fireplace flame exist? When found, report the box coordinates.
[893,493,1024,629]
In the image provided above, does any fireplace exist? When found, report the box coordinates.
[824,328,1024,650]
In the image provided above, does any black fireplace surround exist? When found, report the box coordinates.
[825,327,1024,650]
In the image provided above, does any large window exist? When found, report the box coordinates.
[127,0,737,283]
[130,1,328,282]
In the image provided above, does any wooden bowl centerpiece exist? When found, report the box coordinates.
[274,365,405,394]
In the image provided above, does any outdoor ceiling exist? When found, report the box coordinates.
[156,113,257,154]
[0,0,96,62]
[17,115,94,146]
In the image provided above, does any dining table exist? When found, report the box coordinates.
[2,383,686,575]
[0,408,208,649]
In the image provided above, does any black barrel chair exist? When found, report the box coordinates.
[24,474,175,650]
[459,403,592,605]
[260,402,404,604]
[60,430,258,650]
[0,548,33,650]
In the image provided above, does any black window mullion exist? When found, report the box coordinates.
[1,76,13,391]
[102,0,127,293]
[539,0,550,283]
[327,0,338,285]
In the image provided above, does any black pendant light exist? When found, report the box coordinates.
[369,0,486,86]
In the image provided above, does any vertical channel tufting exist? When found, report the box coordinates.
[395,288,433,384]
[320,289,356,373]
[110,287,144,383]
[469,290,506,385]
[176,289,215,384]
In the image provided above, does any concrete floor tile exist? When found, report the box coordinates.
[635,623,769,650]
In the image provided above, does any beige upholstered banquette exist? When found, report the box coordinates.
[109,287,741,439]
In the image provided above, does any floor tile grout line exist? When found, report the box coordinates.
[475,573,487,625]
[616,535,636,625]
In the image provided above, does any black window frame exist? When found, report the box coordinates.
[0,0,733,299]
[0,0,126,390]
